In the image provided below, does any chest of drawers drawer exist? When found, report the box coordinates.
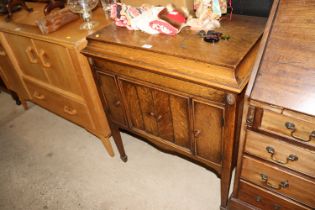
[241,155,315,208]
[245,130,315,178]
[24,79,93,129]
[238,180,310,210]
[251,108,315,149]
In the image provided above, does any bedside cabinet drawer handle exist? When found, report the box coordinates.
[260,173,289,190]
[39,49,51,68]
[33,91,45,100]
[25,47,38,64]
[64,106,77,115]
[266,146,298,164]
[149,112,155,117]
[285,122,315,142]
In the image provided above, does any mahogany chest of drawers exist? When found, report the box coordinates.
[82,15,267,209]
[228,0,315,209]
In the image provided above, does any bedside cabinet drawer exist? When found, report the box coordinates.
[245,130,315,178]
[25,80,93,129]
[258,109,315,148]
[241,156,315,208]
[238,180,310,210]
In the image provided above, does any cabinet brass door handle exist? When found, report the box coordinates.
[0,50,6,56]
[33,91,45,100]
[25,46,38,64]
[156,114,162,122]
[38,49,51,68]
[260,173,289,190]
[285,122,315,142]
[64,106,77,115]
[194,130,201,137]
[114,100,121,107]
[266,146,298,164]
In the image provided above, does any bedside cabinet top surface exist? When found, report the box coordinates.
[87,15,266,70]
[84,15,267,93]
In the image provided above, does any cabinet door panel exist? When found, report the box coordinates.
[98,73,126,126]
[169,95,190,149]
[193,100,223,164]
[136,85,159,136]
[121,81,144,130]
[152,90,174,142]
[5,34,47,82]
[32,40,82,95]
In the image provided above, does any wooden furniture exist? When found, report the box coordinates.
[82,14,267,209]
[228,0,315,209]
[0,34,27,105]
[0,3,115,157]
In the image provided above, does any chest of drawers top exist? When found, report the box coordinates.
[248,0,315,116]
[83,15,267,93]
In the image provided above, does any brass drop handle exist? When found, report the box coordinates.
[33,91,45,100]
[64,106,77,115]
[273,204,281,210]
[38,49,51,68]
[25,46,38,64]
[260,173,289,190]
[194,129,201,137]
[114,100,121,107]
[285,122,315,142]
[255,196,261,202]
[266,146,298,165]
[149,112,155,117]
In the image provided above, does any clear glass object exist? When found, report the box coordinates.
[67,0,99,30]
[100,0,115,15]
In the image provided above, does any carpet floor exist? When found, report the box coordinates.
[0,92,229,210]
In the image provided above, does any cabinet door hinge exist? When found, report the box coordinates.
[221,117,225,127]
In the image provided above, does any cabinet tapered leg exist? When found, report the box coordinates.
[10,90,21,105]
[100,136,114,157]
[110,123,128,162]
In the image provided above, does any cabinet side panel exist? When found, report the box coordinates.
[152,90,174,142]
[193,101,223,164]
[121,81,144,130]
[136,85,159,136]
[98,73,126,126]
[170,95,190,149]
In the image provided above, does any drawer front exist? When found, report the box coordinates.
[245,130,315,178]
[24,80,92,129]
[238,180,310,210]
[241,156,315,208]
[93,59,226,104]
[258,109,315,148]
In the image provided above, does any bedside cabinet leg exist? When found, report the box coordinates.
[110,124,128,162]
[100,136,115,157]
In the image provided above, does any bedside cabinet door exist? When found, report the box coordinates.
[120,79,191,151]
[32,39,82,96]
[4,34,47,82]
[193,100,224,165]
[98,72,127,127]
